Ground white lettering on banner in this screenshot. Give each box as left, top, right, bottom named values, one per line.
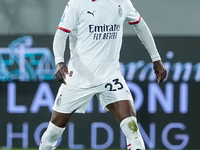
left=68, top=123, right=85, bottom=149
left=5, top=122, right=189, bottom=149
left=138, top=123, right=156, bottom=149
left=30, top=82, right=54, bottom=113
left=18, top=44, right=26, bottom=81
left=179, top=83, right=188, bottom=113
left=118, top=51, right=200, bottom=82
left=138, top=63, right=154, bottom=81
left=172, top=62, right=193, bottom=82
left=194, top=62, right=200, bottom=81
left=91, top=122, right=114, bottom=149
left=6, top=82, right=189, bottom=114
left=7, top=82, right=27, bottom=113
left=7, top=82, right=54, bottom=114
left=148, top=83, right=188, bottom=114
left=148, top=83, right=174, bottom=113
left=126, top=61, right=145, bottom=81
left=162, top=123, right=189, bottom=150
left=7, top=123, right=28, bottom=148
left=0, top=36, right=56, bottom=82
left=1, top=44, right=200, bottom=82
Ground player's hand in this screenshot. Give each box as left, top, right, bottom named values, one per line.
left=55, top=62, right=72, bottom=85
left=153, top=60, right=167, bottom=84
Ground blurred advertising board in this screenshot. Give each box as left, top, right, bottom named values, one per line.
left=0, top=36, right=199, bottom=149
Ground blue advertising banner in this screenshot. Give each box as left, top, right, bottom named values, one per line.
left=0, top=36, right=199, bottom=149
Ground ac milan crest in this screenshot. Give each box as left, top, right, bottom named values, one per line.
left=56, top=95, right=62, bottom=106
left=118, top=5, right=123, bottom=17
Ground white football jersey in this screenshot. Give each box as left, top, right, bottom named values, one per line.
left=58, top=0, right=141, bottom=88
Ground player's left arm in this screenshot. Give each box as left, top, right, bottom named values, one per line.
left=132, top=18, right=167, bottom=83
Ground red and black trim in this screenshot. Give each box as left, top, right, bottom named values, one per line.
left=92, top=0, right=96, bottom=1
left=58, top=27, right=71, bottom=33
left=129, top=16, right=141, bottom=25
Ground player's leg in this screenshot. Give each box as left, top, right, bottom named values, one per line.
left=39, top=84, right=95, bottom=150
left=106, top=100, right=136, bottom=123
left=98, top=76, right=145, bottom=150
left=106, top=100, right=145, bottom=150
left=39, top=111, right=73, bottom=150
left=51, top=110, right=73, bottom=127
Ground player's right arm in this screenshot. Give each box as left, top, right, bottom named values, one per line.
left=53, top=29, right=70, bottom=85
left=53, top=0, right=79, bottom=84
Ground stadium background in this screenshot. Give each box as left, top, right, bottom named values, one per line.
left=0, top=0, right=200, bottom=149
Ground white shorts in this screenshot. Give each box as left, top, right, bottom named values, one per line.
left=52, top=75, right=133, bottom=114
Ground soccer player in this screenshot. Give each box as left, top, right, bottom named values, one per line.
left=39, top=0, right=167, bottom=149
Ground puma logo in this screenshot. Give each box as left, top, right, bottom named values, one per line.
left=87, top=10, right=95, bottom=17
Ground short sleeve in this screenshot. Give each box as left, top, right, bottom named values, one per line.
left=58, top=0, right=79, bottom=33
left=125, top=0, right=141, bottom=25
